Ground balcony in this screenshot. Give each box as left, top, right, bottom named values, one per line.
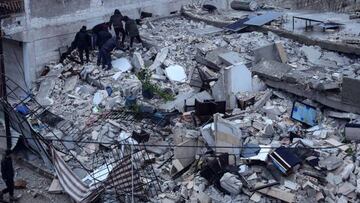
left=0, top=0, right=24, bottom=18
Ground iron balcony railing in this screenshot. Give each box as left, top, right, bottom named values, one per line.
left=0, top=0, right=24, bottom=18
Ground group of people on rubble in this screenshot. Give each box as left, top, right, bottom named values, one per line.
left=70, top=9, right=142, bottom=70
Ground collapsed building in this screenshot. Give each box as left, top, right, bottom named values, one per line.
left=1, top=0, right=360, bottom=203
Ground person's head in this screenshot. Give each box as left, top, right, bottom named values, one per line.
left=80, top=26, right=87, bottom=32
left=114, top=9, right=121, bottom=15
left=123, top=16, right=129, bottom=22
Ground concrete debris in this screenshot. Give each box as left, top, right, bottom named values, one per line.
left=17, top=5, right=360, bottom=203
left=319, top=156, right=344, bottom=171
left=132, top=52, right=145, bottom=73
left=48, top=179, right=63, bottom=194
left=254, top=42, right=288, bottom=64
left=220, top=173, right=243, bottom=195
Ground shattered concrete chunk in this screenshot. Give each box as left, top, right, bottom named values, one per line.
left=219, top=51, right=247, bottom=66
left=319, top=156, right=343, bottom=171
left=64, top=76, right=78, bottom=92
left=252, top=60, right=292, bottom=82
left=36, top=78, right=55, bottom=106
left=220, top=173, right=243, bottom=195
left=337, top=182, right=356, bottom=196
left=132, top=52, right=145, bottom=73
left=254, top=42, right=288, bottom=64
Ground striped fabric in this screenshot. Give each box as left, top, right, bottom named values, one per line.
left=52, top=148, right=91, bottom=203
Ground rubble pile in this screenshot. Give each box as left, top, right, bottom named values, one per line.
left=23, top=6, right=360, bottom=203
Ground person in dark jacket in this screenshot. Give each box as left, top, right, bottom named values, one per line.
left=98, top=37, right=117, bottom=70
left=123, top=16, right=143, bottom=48
left=94, top=25, right=112, bottom=66
left=74, top=26, right=91, bottom=64
left=0, top=150, right=15, bottom=201
left=109, top=9, right=126, bottom=43
left=92, top=23, right=110, bottom=49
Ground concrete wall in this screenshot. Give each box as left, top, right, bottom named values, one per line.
left=2, top=0, right=192, bottom=88
left=3, top=39, right=29, bottom=96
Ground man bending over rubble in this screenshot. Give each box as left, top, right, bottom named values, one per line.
left=0, top=150, right=16, bottom=202
left=123, top=16, right=143, bottom=48
left=98, top=37, right=117, bottom=70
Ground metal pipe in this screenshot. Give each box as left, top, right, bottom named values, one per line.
left=0, top=18, right=12, bottom=150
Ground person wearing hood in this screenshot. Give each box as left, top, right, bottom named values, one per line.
left=74, top=26, right=91, bottom=64
left=123, top=16, right=143, bottom=48
left=109, top=9, right=126, bottom=44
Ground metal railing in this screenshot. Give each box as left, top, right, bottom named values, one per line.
left=0, top=0, right=24, bottom=18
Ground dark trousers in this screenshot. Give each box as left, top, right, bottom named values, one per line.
left=2, top=179, right=14, bottom=197
left=130, top=35, right=143, bottom=48
left=114, top=28, right=126, bottom=43
left=99, top=49, right=112, bottom=69
left=78, top=48, right=89, bottom=64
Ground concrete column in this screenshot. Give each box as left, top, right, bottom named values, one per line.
left=23, top=41, right=36, bottom=89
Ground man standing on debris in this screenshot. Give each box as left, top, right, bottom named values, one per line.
left=98, top=37, right=117, bottom=70
left=109, top=9, right=126, bottom=44
left=123, top=16, right=143, bottom=48
left=74, top=26, right=91, bottom=64
left=0, top=150, right=15, bottom=202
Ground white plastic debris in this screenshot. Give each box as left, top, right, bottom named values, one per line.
left=112, top=58, right=132, bottom=72
left=165, top=64, right=187, bottom=82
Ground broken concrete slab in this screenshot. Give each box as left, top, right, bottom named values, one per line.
left=220, top=173, right=243, bottom=195
left=132, top=52, right=145, bottom=73
left=252, top=60, right=292, bottom=82
left=212, top=64, right=253, bottom=110
left=254, top=42, right=288, bottom=64
left=165, top=64, right=187, bottom=82
left=337, top=182, right=356, bottom=196
left=219, top=51, right=247, bottom=66
left=319, top=156, right=343, bottom=171
left=112, top=58, right=132, bottom=72
left=300, top=45, right=322, bottom=64
left=149, top=47, right=169, bottom=71
left=48, top=179, right=63, bottom=194
left=36, top=78, right=55, bottom=106
left=64, top=75, right=79, bottom=92
left=214, top=114, right=242, bottom=156
left=342, top=77, right=360, bottom=108
left=205, top=48, right=230, bottom=68
left=257, top=186, right=295, bottom=203
left=174, top=137, right=198, bottom=169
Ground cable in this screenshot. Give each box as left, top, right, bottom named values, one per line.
left=0, top=134, right=350, bottom=150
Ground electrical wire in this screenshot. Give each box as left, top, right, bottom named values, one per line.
left=0, top=134, right=350, bottom=150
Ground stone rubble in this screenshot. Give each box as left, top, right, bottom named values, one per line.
left=22, top=4, right=360, bottom=203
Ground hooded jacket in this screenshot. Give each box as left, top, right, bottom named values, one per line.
left=74, top=27, right=91, bottom=49
left=109, top=10, right=124, bottom=30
